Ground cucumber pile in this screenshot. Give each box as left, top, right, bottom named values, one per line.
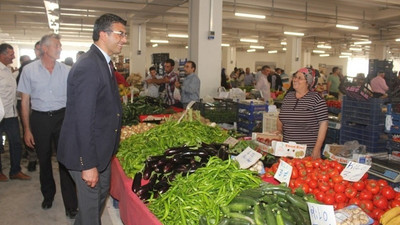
left=219, top=182, right=319, bottom=225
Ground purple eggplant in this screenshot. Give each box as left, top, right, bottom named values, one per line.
left=131, top=172, right=142, bottom=193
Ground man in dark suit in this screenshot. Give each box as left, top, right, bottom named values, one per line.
left=57, top=13, right=127, bottom=225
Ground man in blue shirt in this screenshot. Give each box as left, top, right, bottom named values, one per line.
left=175, top=61, right=200, bottom=108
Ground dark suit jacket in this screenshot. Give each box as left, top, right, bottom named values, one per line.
left=58, top=44, right=122, bottom=172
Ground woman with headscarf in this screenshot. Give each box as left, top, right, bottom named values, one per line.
left=276, top=67, right=328, bottom=159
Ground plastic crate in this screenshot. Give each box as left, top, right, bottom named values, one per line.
left=327, top=107, right=341, bottom=115
left=262, top=112, right=278, bottom=133
left=237, top=120, right=263, bottom=136
left=326, top=128, right=340, bottom=144
left=193, top=101, right=238, bottom=123
left=344, top=84, right=373, bottom=101
left=341, top=96, right=386, bottom=126
left=238, top=101, right=268, bottom=121
left=340, top=123, right=388, bottom=153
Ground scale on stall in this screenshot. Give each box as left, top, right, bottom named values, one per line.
left=368, top=157, right=400, bottom=183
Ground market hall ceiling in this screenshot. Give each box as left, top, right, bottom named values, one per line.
left=1, top=0, right=400, bottom=57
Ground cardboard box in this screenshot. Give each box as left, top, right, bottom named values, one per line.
left=323, top=144, right=372, bottom=165
left=252, top=133, right=307, bottom=158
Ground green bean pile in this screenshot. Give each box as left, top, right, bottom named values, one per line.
left=148, top=157, right=262, bottom=225
left=117, top=120, right=229, bottom=178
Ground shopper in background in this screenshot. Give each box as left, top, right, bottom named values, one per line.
left=327, top=66, right=341, bottom=98
left=64, top=57, right=74, bottom=67
left=277, top=67, right=328, bottom=159
left=146, top=59, right=180, bottom=106
left=230, top=67, right=239, bottom=88
left=175, top=60, right=200, bottom=108
left=220, top=68, right=229, bottom=89
left=237, top=69, right=245, bottom=87
left=0, top=43, right=31, bottom=182
left=34, top=41, right=41, bottom=60
left=144, top=66, right=162, bottom=98
left=18, top=34, right=78, bottom=217
left=75, top=50, right=85, bottom=62
left=0, top=97, right=4, bottom=122
left=57, top=13, right=126, bottom=225
left=255, top=65, right=271, bottom=101
left=370, top=71, right=389, bottom=97
left=268, top=69, right=283, bottom=91
left=244, top=67, right=255, bottom=86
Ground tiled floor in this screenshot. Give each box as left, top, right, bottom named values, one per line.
left=0, top=140, right=124, bottom=225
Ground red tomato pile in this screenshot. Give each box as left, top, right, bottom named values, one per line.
left=262, top=157, right=400, bottom=221
left=326, top=100, right=342, bottom=109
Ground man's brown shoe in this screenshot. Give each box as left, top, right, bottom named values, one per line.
left=0, top=173, right=8, bottom=182
left=10, top=172, right=31, bottom=180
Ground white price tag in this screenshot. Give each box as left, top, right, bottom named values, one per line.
left=340, top=161, right=371, bottom=182
left=307, top=202, right=336, bottom=225
left=273, top=159, right=292, bottom=186
left=223, top=137, right=239, bottom=148
left=235, top=147, right=262, bottom=169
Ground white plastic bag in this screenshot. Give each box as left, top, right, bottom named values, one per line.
left=173, top=88, right=181, bottom=101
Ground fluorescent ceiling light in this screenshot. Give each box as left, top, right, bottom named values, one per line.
left=284, top=31, right=304, bottom=36
left=281, top=41, right=287, bottom=45
left=320, top=54, right=330, bottom=57
left=247, top=49, right=256, bottom=52
left=396, top=38, right=400, bottom=42
left=221, top=43, right=230, bottom=47
left=313, top=50, right=325, bottom=54
left=185, top=46, right=188, bottom=49
left=341, top=52, right=352, bottom=56
left=336, top=24, right=359, bottom=30
left=240, top=38, right=258, bottom=43
left=282, top=48, right=287, bottom=51
left=268, top=50, right=278, bottom=54
left=152, top=44, right=158, bottom=47
left=44, top=0, right=59, bottom=11
left=349, top=47, right=362, bottom=51
left=168, top=34, right=188, bottom=38
left=250, top=45, right=264, bottom=49
left=339, top=55, right=350, bottom=58
left=150, top=40, right=169, bottom=43
left=234, top=12, right=266, bottom=19
left=354, top=41, right=371, bottom=45
left=317, top=45, right=331, bottom=49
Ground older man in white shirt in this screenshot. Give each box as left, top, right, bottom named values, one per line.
left=0, top=43, right=31, bottom=182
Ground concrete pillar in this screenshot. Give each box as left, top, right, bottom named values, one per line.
left=129, top=23, right=147, bottom=77
left=222, top=46, right=236, bottom=75
left=285, top=36, right=302, bottom=74
left=189, top=0, right=222, bottom=98
left=374, top=42, right=388, bottom=60
left=303, top=50, right=311, bottom=68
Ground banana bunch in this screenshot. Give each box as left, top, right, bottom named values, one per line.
left=118, top=84, right=130, bottom=97
left=381, top=206, right=400, bottom=225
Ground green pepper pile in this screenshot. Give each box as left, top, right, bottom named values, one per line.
left=117, top=120, right=229, bottom=178
left=148, top=157, right=262, bottom=225
left=122, top=96, right=174, bottom=126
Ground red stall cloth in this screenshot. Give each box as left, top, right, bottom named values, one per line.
left=110, top=157, right=162, bottom=225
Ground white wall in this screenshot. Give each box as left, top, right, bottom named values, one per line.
left=235, top=51, right=286, bottom=72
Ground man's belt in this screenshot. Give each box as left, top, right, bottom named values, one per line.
left=32, top=108, right=65, bottom=116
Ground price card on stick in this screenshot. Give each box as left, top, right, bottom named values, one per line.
left=340, top=161, right=371, bottom=182
left=235, top=147, right=262, bottom=169
left=273, top=159, right=292, bottom=186
left=223, top=137, right=239, bottom=148
left=307, top=202, right=336, bottom=225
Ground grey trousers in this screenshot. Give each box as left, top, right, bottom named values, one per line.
left=69, top=163, right=111, bottom=225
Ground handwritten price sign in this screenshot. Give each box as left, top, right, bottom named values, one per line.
left=235, top=147, right=262, bottom=169
left=340, top=161, right=371, bottom=182
left=307, top=202, right=336, bottom=225
left=274, top=159, right=292, bottom=186
left=223, top=137, right=239, bottom=148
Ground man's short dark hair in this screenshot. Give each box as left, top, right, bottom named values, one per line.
left=332, top=67, right=339, bottom=73
left=165, top=58, right=175, bottom=67
left=0, top=43, right=13, bottom=55
left=261, top=65, right=270, bottom=71
left=93, top=13, right=127, bottom=42
left=187, top=60, right=196, bottom=72
left=149, top=66, right=156, bottom=71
